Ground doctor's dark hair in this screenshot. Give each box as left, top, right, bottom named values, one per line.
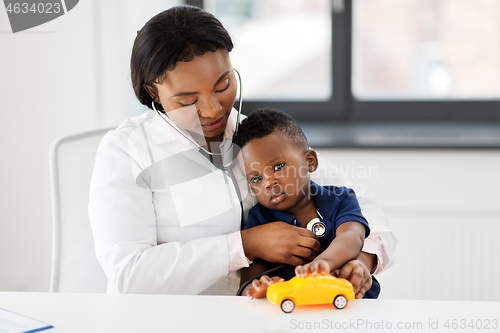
left=234, top=108, right=309, bottom=151
left=131, top=5, right=233, bottom=111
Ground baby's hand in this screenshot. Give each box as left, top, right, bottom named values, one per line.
left=245, top=275, right=284, bottom=300
left=295, top=259, right=331, bottom=278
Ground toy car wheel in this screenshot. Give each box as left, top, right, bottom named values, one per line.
left=333, top=295, right=348, bottom=309
left=280, top=299, right=295, bottom=313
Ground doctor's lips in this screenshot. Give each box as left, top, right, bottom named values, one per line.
left=201, top=116, right=225, bottom=131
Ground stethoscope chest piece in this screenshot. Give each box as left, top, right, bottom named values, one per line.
left=306, top=218, right=326, bottom=238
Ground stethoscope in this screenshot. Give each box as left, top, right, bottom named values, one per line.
left=151, top=69, right=326, bottom=294
left=152, top=68, right=245, bottom=230
left=153, top=69, right=327, bottom=237
left=294, top=210, right=327, bottom=238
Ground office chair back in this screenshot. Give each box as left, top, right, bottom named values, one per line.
left=49, top=128, right=113, bottom=293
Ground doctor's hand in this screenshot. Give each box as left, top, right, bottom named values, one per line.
left=241, top=222, right=321, bottom=266
left=334, top=257, right=372, bottom=299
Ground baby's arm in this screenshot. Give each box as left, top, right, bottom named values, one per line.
left=295, top=221, right=365, bottom=277
left=240, top=263, right=284, bottom=299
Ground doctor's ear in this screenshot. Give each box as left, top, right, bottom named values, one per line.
left=305, top=149, right=318, bottom=173
left=144, top=84, right=160, bottom=103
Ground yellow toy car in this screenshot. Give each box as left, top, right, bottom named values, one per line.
left=266, top=273, right=355, bottom=313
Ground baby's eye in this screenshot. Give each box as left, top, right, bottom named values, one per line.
left=251, top=175, right=262, bottom=184
left=274, top=163, right=285, bottom=171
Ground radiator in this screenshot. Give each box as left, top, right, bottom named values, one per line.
left=377, top=208, right=500, bottom=301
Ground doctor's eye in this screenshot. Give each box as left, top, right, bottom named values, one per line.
left=251, top=175, right=262, bottom=184
left=179, top=100, right=198, bottom=107
left=274, top=163, right=285, bottom=171
left=216, top=79, right=230, bottom=93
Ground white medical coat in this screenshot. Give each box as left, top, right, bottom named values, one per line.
left=89, top=108, right=397, bottom=294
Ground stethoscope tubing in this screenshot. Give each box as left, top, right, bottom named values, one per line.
left=236, top=264, right=286, bottom=296
left=152, top=67, right=245, bottom=228
left=150, top=69, right=304, bottom=296
left=153, top=68, right=243, bottom=159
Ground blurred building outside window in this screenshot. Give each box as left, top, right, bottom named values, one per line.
left=352, top=0, right=500, bottom=100
left=204, top=0, right=332, bottom=101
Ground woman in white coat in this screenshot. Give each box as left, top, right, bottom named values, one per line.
left=89, top=5, right=397, bottom=297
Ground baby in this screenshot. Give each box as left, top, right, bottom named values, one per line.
left=234, top=108, right=380, bottom=299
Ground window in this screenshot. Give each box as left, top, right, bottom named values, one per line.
left=204, top=0, right=332, bottom=101
left=190, top=0, right=500, bottom=125
left=192, top=0, right=342, bottom=119
left=352, top=0, right=500, bottom=100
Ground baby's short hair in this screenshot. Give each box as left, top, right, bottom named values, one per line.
left=234, top=108, right=309, bottom=151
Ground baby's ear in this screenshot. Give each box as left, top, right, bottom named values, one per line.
left=305, top=149, right=318, bottom=172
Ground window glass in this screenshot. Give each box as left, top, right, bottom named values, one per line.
left=204, top=0, right=332, bottom=100
left=352, top=0, right=500, bottom=99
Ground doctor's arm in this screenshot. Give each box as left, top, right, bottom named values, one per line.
left=89, top=130, right=238, bottom=295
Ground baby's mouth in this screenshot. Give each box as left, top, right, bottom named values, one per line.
left=270, top=192, right=285, bottom=204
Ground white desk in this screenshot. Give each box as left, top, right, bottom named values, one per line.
left=0, top=292, right=499, bottom=332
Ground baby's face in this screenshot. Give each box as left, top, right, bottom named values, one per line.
left=241, top=133, right=316, bottom=212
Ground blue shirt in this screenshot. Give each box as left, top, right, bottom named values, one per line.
left=245, top=181, right=370, bottom=254
left=244, top=181, right=381, bottom=298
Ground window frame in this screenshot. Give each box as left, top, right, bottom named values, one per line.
left=189, top=0, right=500, bottom=124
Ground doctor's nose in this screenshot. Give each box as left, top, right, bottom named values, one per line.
left=198, top=96, right=222, bottom=119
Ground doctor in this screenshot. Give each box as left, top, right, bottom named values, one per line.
left=89, top=5, right=397, bottom=297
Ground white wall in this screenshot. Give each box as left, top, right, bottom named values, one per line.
left=0, top=0, right=180, bottom=292
left=316, top=148, right=500, bottom=301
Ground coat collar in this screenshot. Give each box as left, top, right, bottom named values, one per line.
left=149, top=108, right=240, bottom=151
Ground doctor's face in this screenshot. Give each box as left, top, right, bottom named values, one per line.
left=151, top=50, right=237, bottom=142
left=241, top=133, right=318, bottom=214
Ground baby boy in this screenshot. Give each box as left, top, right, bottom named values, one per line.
left=234, top=108, right=380, bottom=299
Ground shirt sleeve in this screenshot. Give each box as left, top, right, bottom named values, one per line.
left=333, top=187, right=370, bottom=237
left=89, top=129, right=235, bottom=294
left=240, top=206, right=277, bottom=271
left=310, top=151, right=398, bottom=274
